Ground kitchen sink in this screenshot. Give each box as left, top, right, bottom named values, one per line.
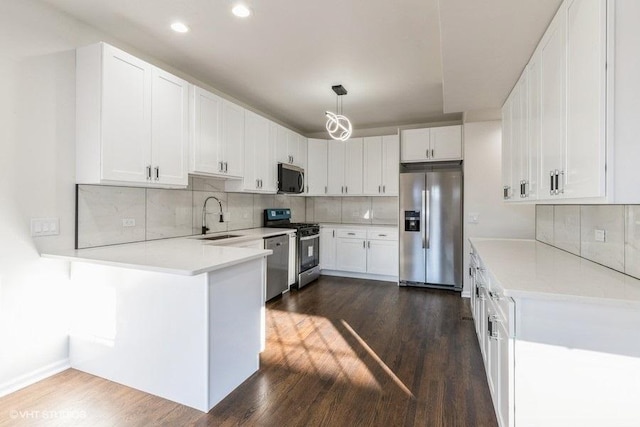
left=199, top=234, right=241, bottom=241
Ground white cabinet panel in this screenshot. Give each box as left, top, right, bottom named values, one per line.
left=565, top=0, right=606, bottom=199
left=382, top=135, right=399, bottom=196
left=191, top=87, right=223, bottom=175
left=151, top=68, right=189, bottom=186
left=221, top=100, right=245, bottom=178
left=501, top=95, right=514, bottom=200
left=336, top=237, right=367, bottom=273
left=241, top=111, right=270, bottom=192
left=367, top=239, right=398, bottom=276
left=539, top=5, right=567, bottom=198
left=363, top=136, right=383, bottom=195
left=307, top=139, right=328, bottom=195
left=400, top=128, right=430, bottom=162
left=327, top=140, right=345, bottom=195
left=101, top=44, right=152, bottom=184
left=430, top=125, right=462, bottom=161
left=344, top=138, right=363, bottom=195
left=320, top=228, right=336, bottom=270
left=527, top=53, right=541, bottom=201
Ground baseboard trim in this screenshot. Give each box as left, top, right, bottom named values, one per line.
left=321, top=270, right=398, bottom=283
left=0, top=359, right=70, bottom=398
left=461, top=291, right=471, bottom=298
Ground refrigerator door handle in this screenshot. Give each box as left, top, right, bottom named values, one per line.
left=425, top=190, right=430, bottom=249
left=421, top=190, right=427, bottom=249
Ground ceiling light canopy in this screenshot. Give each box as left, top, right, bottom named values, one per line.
left=170, top=22, right=190, bottom=33
left=232, top=4, right=251, bottom=18
left=325, top=85, right=352, bottom=141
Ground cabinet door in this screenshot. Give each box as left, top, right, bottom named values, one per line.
left=497, top=321, right=514, bottom=427
left=344, top=138, right=363, bottom=195
left=286, top=131, right=299, bottom=166
left=367, top=240, right=398, bottom=276
left=327, top=140, right=345, bottom=195
left=430, top=125, right=462, bottom=160
left=363, top=136, right=383, bottom=195
left=565, top=0, right=606, bottom=198
left=243, top=111, right=269, bottom=191
left=400, top=128, right=430, bottom=162
left=381, top=135, right=400, bottom=195
left=298, top=135, right=308, bottom=172
left=151, top=68, right=189, bottom=186
left=539, top=5, right=567, bottom=198
left=307, top=139, right=328, bottom=195
left=527, top=53, right=541, bottom=200
left=221, top=100, right=245, bottom=178
left=510, top=77, right=525, bottom=199
left=320, top=228, right=336, bottom=270
left=101, top=44, right=152, bottom=183
left=275, top=125, right=289, bottom=164
left=501, top=96, right=513, bottom=200
left=263, top=122, right=278, bottom=193
left=336, top=238, right=367, bottom=273
left=191, top=87, right=223, bottom=175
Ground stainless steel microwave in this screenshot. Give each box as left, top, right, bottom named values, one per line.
left=278, top=163, right=304, bottom=194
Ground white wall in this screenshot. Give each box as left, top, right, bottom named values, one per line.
left=462, top=121, right=535, bottom=296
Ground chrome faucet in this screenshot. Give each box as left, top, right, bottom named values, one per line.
left=202, top=196, right=224, bottom=234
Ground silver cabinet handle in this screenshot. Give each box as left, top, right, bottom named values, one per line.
left=146, top=165, right=152, bottom=180
left=503, top=186, right=510, bottom=200
left=426, top=149, right=429, bottom=159
left=332, top=230, right=335, bottom=238
left=378, top=185, right=381, bottom=193
left=382, top=185, right=386, bottom=193
left=219, top=161, right=223, bottom=172
left=367, top=241, right=371, bottom=249
left=550, top=170, right=555, bottom=195
left=324, top=186, right=327, bottom=194
left=425, top=190, right=430, bottom=248
left=341, top=186, right=344, bottom=194
left=431, top=148, right=434, bottom=158
left=362, top=241, right=366, bottom=249
left=256, top=179, right=260, bottom=188
left=224, top=162, right=228, bottom=173
left=421, top=190, right=426, bottom=249
left=345, top=186, right=348, bottom=194
left=306, top=185, right=309, bottom=193
left=378, top=234, right=387, bottom=237
left=154, top=166, right=159, bottom=181
left=347, top=232, right=356, bottom=235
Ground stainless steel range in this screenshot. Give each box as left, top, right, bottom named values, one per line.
left=264, top=209, right=320, bottom=288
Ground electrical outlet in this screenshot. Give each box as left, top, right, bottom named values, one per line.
left=122, top=218, right=136, bottom=227
left=594, top=229, right=606, bottom=242
left=468, top=213, right=480, bottom=224
left=31, top=218, right=60, bottom=237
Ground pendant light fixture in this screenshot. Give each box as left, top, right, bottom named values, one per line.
left=325, top=85, right=352, bottom=141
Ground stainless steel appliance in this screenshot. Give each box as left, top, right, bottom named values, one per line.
left=264, top=209, right=320, bottom=288
left=399, top=164, right=463, bottom=290
left=277, top=164, right=304, bottom=194
left=264, top=234, right=289, bottom=301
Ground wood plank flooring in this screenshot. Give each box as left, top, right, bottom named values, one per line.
left=0, top=276, right=497, bottom=426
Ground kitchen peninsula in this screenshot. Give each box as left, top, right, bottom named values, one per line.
left=42, top=236, right=273, bottom=412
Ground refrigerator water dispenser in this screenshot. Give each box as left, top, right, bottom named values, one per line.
left=404, top=211, right=420, bottom=232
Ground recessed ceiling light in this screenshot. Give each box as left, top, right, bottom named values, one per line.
left=171, top=22, right=190, bottom=33
left=232, top=4, right=251, bottom=18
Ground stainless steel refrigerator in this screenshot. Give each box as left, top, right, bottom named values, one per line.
left=399, top=165, right=463, bottom=290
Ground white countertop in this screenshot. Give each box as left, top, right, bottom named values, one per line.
left=42, top=228, right=295, bottom=276
left=470, top=238, right=640, bottom=306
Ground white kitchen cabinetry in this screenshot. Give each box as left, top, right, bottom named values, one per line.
left=320, top=226, right=398, bottom=280
left=320, top=228, right=337, bottom=270
left=226, top=111, right=275, bottom=193
left=276, top=125, right=305, bottom=168
left=501, top=96, right=513, bottom=200
left=400, top=126, right=462, bottom=163
left=190, top=87, right=244, bottom=179
left=326, top=138, right=363, bottom=195
left=335, top=229, right=367, bottom=273
left=76, top=42, right=189, bottom=187
left=307, top=139, right=328, bottom=195
left=502, top=0, right=607, bottom=202
left=363, top=135, right=399, bottom=196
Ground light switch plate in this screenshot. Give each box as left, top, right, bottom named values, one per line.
left=122, top=218, right=136, bottom=227
left=594, top=229, right=606, bottom=242
left=31, top=218, right=60, bottom=237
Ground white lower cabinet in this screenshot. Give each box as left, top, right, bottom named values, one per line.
left=320, top=226, right=398, bottom=279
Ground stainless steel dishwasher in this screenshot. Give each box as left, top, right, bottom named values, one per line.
left=264, top=234, right=289, bottom=301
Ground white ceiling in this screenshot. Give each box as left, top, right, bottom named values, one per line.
left=41, top=0, right=561, bottom=134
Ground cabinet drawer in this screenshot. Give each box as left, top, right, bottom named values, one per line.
left=366, top=229, right=398, bottom=241
left=336, top=229, right=366, bottom=239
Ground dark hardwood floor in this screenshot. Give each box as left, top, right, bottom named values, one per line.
left=0, top=276, right=497, bottom=426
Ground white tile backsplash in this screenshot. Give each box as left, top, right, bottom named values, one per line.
left=77, top=185, right=146, bottom=248
left=553, top=205, right=580, bottom=255
left=580, top=205, right=625, bottom=271
left=625, top=206, right=640, bottom=279
left=341, top=197, right=372, bottom=224
left=227, top=193, right=254, bottom=231
left=371, top=197, right=398, bottom=225
left=146, top=189, right=193, bottom=240
left=313, top=197, right=343, bottom=223
left=536, top=205, right=554, bottom=245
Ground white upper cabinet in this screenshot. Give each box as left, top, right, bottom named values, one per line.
left=306, top=139, right=328, bottom=195
left=363, top=135, right=399, bottom=196
left=228, top=110, right=273, bottom=193
left=76, top=42, right=188, bottom=187
left=276, top=125, right=305, bottom=168
left=327, top=140, right=346, bottom=195
left=501, top=95, right=514, bottom=200
left=527, top=52, right=541, bottom=201
left=190, top=87, right=244, bottom=179
left=400, top=126, right=462, bottom=162
left=564, top=0, right=606, bottom=199
left=344, top=138, right=364, bottom=195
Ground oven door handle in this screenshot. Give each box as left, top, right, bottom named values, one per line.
left=299, top=234, right=320, bottom=241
